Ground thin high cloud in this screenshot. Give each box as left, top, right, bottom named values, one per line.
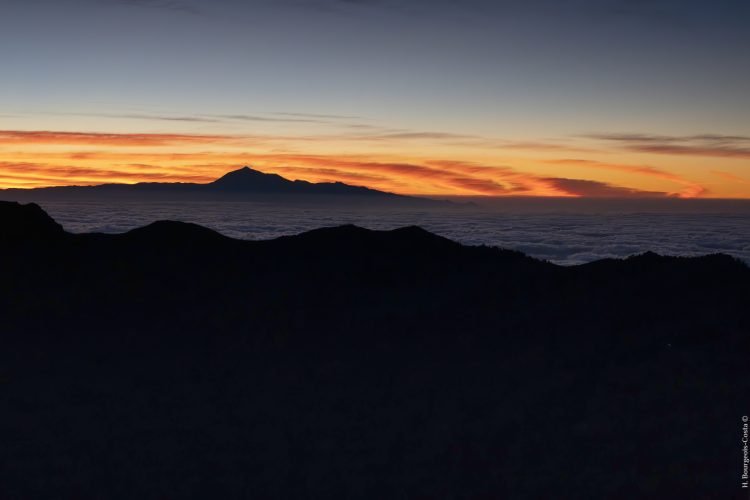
left=272, top=112, right=363, bottom=120
left=113, top=0, right=201, bottom=15
left=585, top=133, right=750, bottom=159
left=113, top=114, right=219, bottom=123
left=375, top=132, right=476, bottom=140
left=0, top=130, right=236, bottom=147
left=497, top=141, right=601, bottom=154
left=70, top=112, right=221, bottom=123
left=212, top=114, right=328, bottom=124
left=35, top=111, right=334, bottom=125
left=354, top=133, right=600, bottom=152
left=32, top=108, right=370, bottom=130
left=14, top=118, right=598, bottom=153
left=1, top=126, right=597, bottom=154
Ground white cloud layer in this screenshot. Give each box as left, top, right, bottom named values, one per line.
left=40, top=201, right=750, bottom=265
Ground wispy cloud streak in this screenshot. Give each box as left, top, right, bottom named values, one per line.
left=586, top=133, right=750, bottom=159
left=542, top=178, right=667, bottom=198
left=0, top=130, right=235, bottom=147
left=0, top=129, right=732, bottom=197
left=113, top=0, right=201, bottom=15
left=546, top=158, right=707, bottom=197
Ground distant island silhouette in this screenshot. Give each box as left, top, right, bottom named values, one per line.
left=1, top=201, right=748, bottom=498
left=0, top=166, right=448, bottom=205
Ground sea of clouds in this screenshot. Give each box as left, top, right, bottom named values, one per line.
left=39, top=200, right=750, bottom=265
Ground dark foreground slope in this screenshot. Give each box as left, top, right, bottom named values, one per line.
left=1, top=201, right=748, bottom=499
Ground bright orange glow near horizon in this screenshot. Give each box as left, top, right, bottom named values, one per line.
left=1, top=128, right=749, bottom=198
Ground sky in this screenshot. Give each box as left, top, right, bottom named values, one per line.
left=1, top=0, right=749, bottom=197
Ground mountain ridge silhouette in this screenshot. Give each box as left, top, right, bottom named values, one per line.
left=5, top=199, right=742, bottom=268
left=0, top=166, right=446, bottom=204
left=1, top=201, right=748, bottom=499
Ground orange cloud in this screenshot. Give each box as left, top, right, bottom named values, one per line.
left=0, top=161, right=215, bottom=186
left=0, top=129, right=743, bottom=197
left=0, top=151, right=692, bottom=197
left=545, top=158, right=707, bottom=198
left=256, top=155, right=573, bottom=195
left=542, top=178, right=667, bottom=198
left=712, top=170, right=750, bottom=185
left=586, top=133, right=750, bottom=159
left=262, top=156, right=514, bottom=194
left=0, top=130, right=235, bottom=147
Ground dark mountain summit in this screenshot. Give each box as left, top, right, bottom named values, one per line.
left=1, top=202, right=748, bottom=499
left=210, top=165, right=295, bottom=191
left=0, top=166, right=437, bottom=204
left=209, top=166, right=398, bottom=197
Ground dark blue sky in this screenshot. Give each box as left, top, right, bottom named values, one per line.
left=3, top=0, right=748, bottom=132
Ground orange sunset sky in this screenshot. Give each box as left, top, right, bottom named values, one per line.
left=2, top=0, right=749, bottom=198
left=1, top=125, right=749, bottom=198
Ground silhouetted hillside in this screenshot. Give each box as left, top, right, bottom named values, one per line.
left=1, top=202, right=748, bottom=499
left=0, top=201, right=65, bottom=242
left=0, top=166, right=444, bottom=205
